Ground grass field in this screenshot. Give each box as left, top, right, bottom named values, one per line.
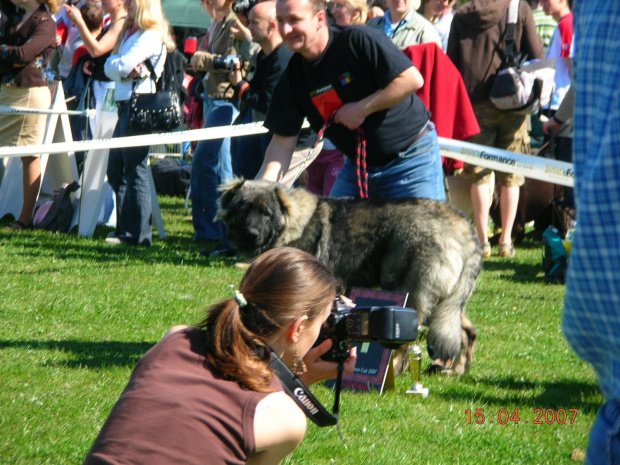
left=0, top=196, right=600, bottom=464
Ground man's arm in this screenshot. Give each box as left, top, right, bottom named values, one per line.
left=256, top=133, right=299, bottom=182
left=333, top=66, right=424, bottom=130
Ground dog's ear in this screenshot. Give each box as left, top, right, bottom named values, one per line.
left=274, top=185, right=295, bottom=217
left=215, top=178, right=245, bottom=221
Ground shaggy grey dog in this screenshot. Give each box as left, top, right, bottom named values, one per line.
left=217, top=179, right=482, bottom=375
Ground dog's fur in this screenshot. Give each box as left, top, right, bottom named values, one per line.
left=217, top=179, right=483, bottom=375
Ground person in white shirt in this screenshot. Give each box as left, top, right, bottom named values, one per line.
left=103, top=0, right=174, bottom=246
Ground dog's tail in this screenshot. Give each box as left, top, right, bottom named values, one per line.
left=427, top=237, right=482, bottom=364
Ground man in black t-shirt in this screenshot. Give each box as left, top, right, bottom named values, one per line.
left=259, top=0, right=445, bottom=200
left=229, top=1, right=293, bottom=179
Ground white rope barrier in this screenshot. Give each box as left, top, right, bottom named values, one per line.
left=0, top=122, right=269, bottom=158
left=0, top=105, right=95, bottom=118
left=438, top=137, right=574, bottom=187
left=0, top=121, right=574, bottom=187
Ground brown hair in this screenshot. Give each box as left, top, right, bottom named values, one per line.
left=199, top=247, right=338, bottom=392
left=278, top=0, right=325, bottom=14
left=80, top=2, right=104, bottom=33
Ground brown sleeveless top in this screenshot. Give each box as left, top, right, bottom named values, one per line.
left=83, top=327, right=280, bottom=465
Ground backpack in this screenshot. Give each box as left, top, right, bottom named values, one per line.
left=33, top=181, right=80, bottom=232
left=489, top=0, right=555, bottom=115
left=542, top=225, right=566, bottom=284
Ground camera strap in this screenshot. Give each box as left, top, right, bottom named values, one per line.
left=269, top=350, right=338, bottom=427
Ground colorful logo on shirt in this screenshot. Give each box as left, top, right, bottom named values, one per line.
left=339, top=72, right=352, bottom=86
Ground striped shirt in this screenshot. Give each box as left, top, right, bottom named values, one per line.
left=532, top=8, right=556, bottom=52
left=562, top=0, right=620, bottom=401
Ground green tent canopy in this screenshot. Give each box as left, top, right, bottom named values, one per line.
left=163, top=0, right=212, bottom=29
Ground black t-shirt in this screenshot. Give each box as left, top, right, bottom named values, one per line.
left=243, top=44, right=293, bottom=117
left=265, top=26, right=430, bottom=166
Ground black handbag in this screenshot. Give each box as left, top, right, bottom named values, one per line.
left=129, top=50, right=183, bottom=131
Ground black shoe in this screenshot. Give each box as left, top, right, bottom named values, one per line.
left=200, top=240, right=236, bottom=257
left=208, top=247, right=237, bottom=258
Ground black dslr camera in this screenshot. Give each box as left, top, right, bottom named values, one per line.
left=213, top=55, right=241, bottom=71
left=232, top=0, right=257, bottom=15
left=316, top=297, right=419, bottom=363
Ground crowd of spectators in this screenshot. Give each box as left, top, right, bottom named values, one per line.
left=1, top=0, right=570, bottom=257
left=4, top=0, right=620, bottom=463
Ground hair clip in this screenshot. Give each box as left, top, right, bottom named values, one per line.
left=229, top=284, right=247, bottom=307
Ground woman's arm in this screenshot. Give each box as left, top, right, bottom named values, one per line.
left=248, top=392, right=307, bottom=465
left=104, top=29, right=162, bottom=81
left=0, top=16, right=55, bottom=64
left=65, top=4, right=125, bottom=58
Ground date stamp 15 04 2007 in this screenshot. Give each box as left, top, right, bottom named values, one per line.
left=465, top=408, right=578, bottom=425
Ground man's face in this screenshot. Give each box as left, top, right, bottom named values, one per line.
left=386, top=0, right=411, bottom=18
left=248, top=7, right=271, bottom=43
left=276, top=0, right=324, bottom=58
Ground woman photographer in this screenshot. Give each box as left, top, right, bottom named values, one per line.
left=83, top=247, right=357, bottom=465
left=103, top=0, right=173, bottom=246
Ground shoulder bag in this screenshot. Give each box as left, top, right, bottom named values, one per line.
left=489, top=0, right=555, bottom=115
left=129, top=46, right=183, bottom=131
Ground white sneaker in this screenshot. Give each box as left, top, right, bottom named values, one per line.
left=105, top=236, right=123, bottom=245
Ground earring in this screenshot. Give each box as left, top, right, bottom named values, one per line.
left=292, top=346, right=307, bottom=376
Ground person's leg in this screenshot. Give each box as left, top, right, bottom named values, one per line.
left=191, top=98, right=238, bottom=242
left=470, top=181, right=491, bottom=246
left=466, top=102, right=501, bottom=255
left=496, top=110, right=529, bottom=256
left=17, top=156, right=41, bottom=226
left=12, top=86, right=51, bottom=227
left=322, top=150, right=345, bottom=197
left=107, top=111, right=127, bottom=237
left=114, top=104, right=152, bottom=245
left=234, top=113, right=266, bottom=179
left=585, top=399, right=620, bottom=465
left=498, top=184, right=519, bottom=249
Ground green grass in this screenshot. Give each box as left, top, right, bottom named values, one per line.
left=0, top=196, right=599, bottom=464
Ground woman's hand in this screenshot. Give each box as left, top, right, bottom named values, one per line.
left=64, top=4, right=84, bottom=28
left=82, top=59, right=95, bottom=76
left=127, top=63, right=144, bottom=79
left=230, top=18, right=251, bottom=43
left=299, top=339, right=358, bottom=385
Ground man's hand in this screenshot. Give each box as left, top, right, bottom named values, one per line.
left=334, top=101, right=367, bottom=130
left=230, top=18, right=252, bottom=43
left=542, top=116, right=562, bottom=135
left=299, top=339, right=358, bottom=386
left=228, top=62, right=243, bottom=86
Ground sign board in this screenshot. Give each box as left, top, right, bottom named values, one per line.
left=325, top=288, right=408, bottom=395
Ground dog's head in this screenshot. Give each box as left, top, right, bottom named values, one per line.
left=216, top=179, right=295, bottom=257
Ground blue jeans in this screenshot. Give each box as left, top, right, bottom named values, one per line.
left=329, top=123, right=445, bottom=201
left=191, top=97, right=239, bottom=241
left=586, top=399, right=620, bottom=465
left=107, top=102, right=152, bottom=246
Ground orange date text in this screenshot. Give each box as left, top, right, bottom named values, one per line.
left=465, top=408, right=578, bottom=425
